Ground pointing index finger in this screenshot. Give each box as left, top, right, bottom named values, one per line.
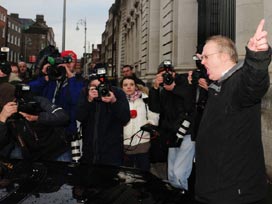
left=254, top=19, right=265, bottom=40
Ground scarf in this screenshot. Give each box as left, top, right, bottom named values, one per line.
left=127, top=90, right=142, bottom=102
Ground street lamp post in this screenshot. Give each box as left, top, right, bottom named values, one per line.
left=62, top=0, right=66, bottom=52
left=76, top=18, right=87, bottom=77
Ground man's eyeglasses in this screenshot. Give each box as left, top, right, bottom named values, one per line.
left=193, top=52, right=220, bottom=61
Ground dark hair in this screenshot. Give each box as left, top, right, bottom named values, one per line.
left=120, top=76, right=136, bottom=87
left=122, top=65, right=133, bottom=70
left=10, top=62, right=18, bottom=67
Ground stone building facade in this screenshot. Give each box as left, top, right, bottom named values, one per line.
left=101, top=0, right=272, bottom=179
left=7, top=14, right=22, bottom=63
left=0, top=6, right=7, bottom=47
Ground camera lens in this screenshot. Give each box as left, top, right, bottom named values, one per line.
left=163, top=72, right=174, bottom=85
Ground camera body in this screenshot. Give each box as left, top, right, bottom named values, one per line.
left=88, top=66, right=110, bottom=99
left=95, top=67, right=110, bottom=98
left=159, top=60, right=174, bottom=86
left=46, top=56, right=73, bottom=80
left=0, top=47, right=11, bottom=75
left=15, top=84, right=42, bottom=115
left=191, top=68, right=208, bottom=85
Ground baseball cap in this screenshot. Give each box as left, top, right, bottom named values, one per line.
left=61, top=50, right=77, bottom=62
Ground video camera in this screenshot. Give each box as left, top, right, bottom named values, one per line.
left=15, top=84, right=42, bottom=115
left=0, top=47, right=11, bottom=75
left=88, top=65, right=110, bottom=99
left=159, top=60, right=174, bottom=85
left=46, top=56, right=73, bottom=80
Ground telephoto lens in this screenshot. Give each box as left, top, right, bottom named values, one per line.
left=71, top=133, right=82, bottom=162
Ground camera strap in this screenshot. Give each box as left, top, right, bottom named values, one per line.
left=52, top=78, right=67, bottom=103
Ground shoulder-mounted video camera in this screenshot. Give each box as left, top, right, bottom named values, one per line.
left=0, top=47, right=11, bottom=75
left=88, top=65, right=110, bottom=99
left=46, top=56, right=73, bottom=80
left=15, top=84, right=42, bottom=115
left=159, top=60, right=174, bottom=86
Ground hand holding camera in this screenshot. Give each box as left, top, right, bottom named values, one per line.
left=87, top=66, right=112, bottom=102
left=0, top=102, right=17, bottom=123
left=45, top=56, right=73, bottom=80
left=101, top=91, right=116, bottom=104
left=155, top=60, right=175, bottom=89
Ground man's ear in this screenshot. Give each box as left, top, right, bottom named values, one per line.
left=221, top=52, right=230, bottom=62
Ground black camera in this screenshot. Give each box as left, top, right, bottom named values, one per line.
left=15, top=84, right=42, bottom=115
left=191, top=68, right=208, bottom=85
left=0, top=47, right=11, bottom=75
left=96, top=67, right=110, bottom=98
left=159, top=60, right=174, bottom=85
left=46, top=56, right=73, bottom=80
left=88, top=66, right=110, bottom=99
left=140, top=123, right=159, bottom=134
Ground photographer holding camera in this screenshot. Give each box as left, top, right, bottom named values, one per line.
left=148, top=60, right=195, bottom=191
left=187, top=53, right=210, bottom=141
left=0, top=51, right=70, bottom=161
left=29, top=49, right=84, bottom=161
left=76, top=65, right=130, bottom=166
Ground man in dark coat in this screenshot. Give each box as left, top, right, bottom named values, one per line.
left=76, top=71, right=130, bottom=166
left=148, top=61, right=195, bottom=190
left=29, top=49, right=84, bottom=161
left=195, top=19, right=271, bottom=204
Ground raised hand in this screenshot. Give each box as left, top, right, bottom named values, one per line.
left=247, top=19, right=269, bottom=52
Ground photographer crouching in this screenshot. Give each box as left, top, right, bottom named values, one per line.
left=76, top=64, right=130, bottom=167
left=29, top=48, right=84, bottom=162
left=0, top=51, right=70, bottom=161
left=148, top=60, right=195, bottom=192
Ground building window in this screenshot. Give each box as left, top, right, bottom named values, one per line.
left=2, top=27, right=5, bottom=38
left=10, top=50, right=13, bottom=62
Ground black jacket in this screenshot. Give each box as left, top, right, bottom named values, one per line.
left=0, top=96, right=70, bottom=161
left=195, top=48, right=271, bottom=204
left=76, top=86, right=130, bottom=166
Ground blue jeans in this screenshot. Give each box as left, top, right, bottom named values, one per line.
left=168, top=134, right=195, bottom=190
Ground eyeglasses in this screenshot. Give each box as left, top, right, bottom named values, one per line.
left=199, top=52, right=220, bottom=61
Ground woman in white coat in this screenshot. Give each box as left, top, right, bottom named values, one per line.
left=121, top=76, right=159, bottom=171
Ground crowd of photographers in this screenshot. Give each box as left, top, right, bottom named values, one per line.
left=0, top=44, right=207, bottom=193
left=0, top=45, right=207, bottom=184
left=0, top=19, right=270, bottom=204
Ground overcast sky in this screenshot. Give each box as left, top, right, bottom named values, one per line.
left=1, top=0, right=115, bottom=58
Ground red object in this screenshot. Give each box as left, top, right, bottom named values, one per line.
left=61, top=50, right=77, bottom=61
left=29, top=55, right=36, bottom=63
left=130, top=110, right=137, bottom=118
